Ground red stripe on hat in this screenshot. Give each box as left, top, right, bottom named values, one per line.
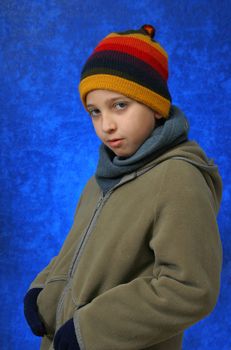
left=95, top=37, right=168, bottom=80
left=94, top=43, right=168, bottom=81
left=97, top=36, right=168, bottom=61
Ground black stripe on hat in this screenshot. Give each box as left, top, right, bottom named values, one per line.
left=81, top=51, right=171, bottom=101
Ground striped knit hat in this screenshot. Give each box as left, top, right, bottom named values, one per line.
left=79, top=24, right=172, bottom=118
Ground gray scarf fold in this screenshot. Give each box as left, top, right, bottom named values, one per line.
left=95, top=105, right=190, bottom=194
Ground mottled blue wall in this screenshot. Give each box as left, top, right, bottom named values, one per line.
left=0, top=0, right=230, bottom=349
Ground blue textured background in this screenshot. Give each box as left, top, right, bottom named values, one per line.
left=1, top=1, right=230, bottom=349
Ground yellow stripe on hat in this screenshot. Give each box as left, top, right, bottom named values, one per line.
left=79, top=74, right=171, bottom=118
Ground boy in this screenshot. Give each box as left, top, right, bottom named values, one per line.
left=24, top=24, right=223, bottom=350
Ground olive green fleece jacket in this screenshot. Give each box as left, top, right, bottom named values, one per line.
left=30, top=140, right=222, bottom=350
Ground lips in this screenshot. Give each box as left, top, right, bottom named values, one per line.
left=107, top=138, right=122, bottom=142
left=107, top=138, right=124, bottom=147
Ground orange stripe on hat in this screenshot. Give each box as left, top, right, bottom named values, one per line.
left=79, top=74, right=171, bottom=118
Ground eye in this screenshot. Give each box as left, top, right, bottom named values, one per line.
left=114, top=101, right=128, bottom=110
left=88, top=108, right=101, bottom=118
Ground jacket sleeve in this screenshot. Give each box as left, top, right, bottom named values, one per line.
left=29, top=256, right=57, bottom=290
left=74, top=160, right=223, bottom=350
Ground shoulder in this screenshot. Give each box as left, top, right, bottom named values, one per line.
left=148, top=155, right=206, bottom=188
left=73, top=176, right=100, bottom=219
left=152, top=158, right=216, bottom=214
left=160, top=157, right=205, bottom=181
left=146, top=140, right=211, bottom=187
left=80, top=175, right=100, bottom=198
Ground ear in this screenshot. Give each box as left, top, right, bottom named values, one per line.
left=153, top=112, right=163, bottom=120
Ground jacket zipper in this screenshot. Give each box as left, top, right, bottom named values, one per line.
left=55, top=192, right=107, bottom=330
left=69, top=193, right=105, bottom=278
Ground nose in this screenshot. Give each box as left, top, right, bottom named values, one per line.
left=101, top=113, right=117, bottom=133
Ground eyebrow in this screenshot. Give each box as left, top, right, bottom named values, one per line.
left=86, top=96, right=130, bottom=108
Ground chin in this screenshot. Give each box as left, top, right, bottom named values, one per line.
left=109, top=145, right=137, bottom=158
left=115, top=150, right=134, bottom=158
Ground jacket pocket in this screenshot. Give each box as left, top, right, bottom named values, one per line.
left=37, top=276, right=68, bottom=336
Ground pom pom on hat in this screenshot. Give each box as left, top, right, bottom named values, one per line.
left=79, top=24, right=172, bottom=118
left=141, top=24, right=156, bottom=38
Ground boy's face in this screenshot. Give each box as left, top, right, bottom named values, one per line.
left=86, top=90, right=162, bottom=158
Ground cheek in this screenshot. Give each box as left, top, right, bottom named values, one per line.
left=129, top=118, right=154, bottom=140
left=93, top=125, right=107, bottom=145
left=92, top=121, right=101, bottom=137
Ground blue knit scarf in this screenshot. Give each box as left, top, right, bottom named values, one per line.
left=95, top=105, right=190, bottom=194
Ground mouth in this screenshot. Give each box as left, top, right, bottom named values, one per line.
left=107, top=138, right=124, bottom=147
